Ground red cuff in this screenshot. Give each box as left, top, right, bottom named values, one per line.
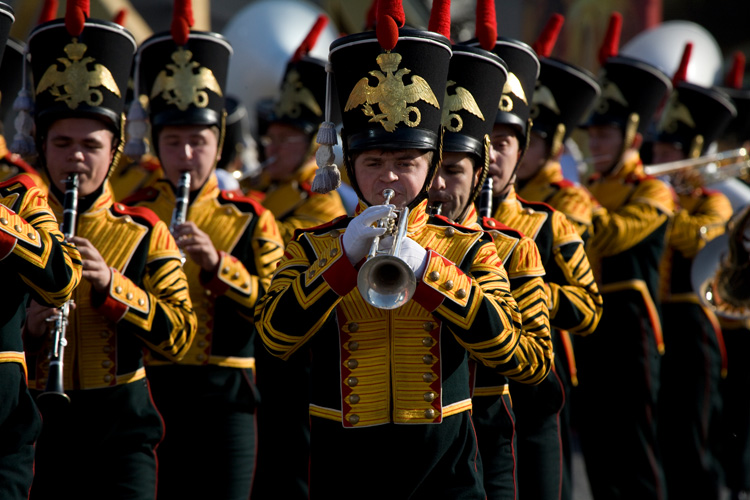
left=322, top=253, right=358, bottom=296
left=95, top=292, right=128, bottom=322
left=201, top=251, right=232, bottom=296
left=0, top=231, right=16, bottom=260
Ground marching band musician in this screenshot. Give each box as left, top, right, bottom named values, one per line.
left=0, top=5, right=83, bottom=499
left=650, top=44, right=736, bottom=500
left=122, top=2, right=284, bottom=498
left=466, top=18, right=603, bottom=500
left=21, top=4, right=196, bottom=499
left=511, top=16, right=604, bottom=500
left=254, top=1, right=552, bottom=496
left=575, top=13, right=675, bottom=500
left=244, top=15, right=347, bottom=245
left=427, top=5, right=553, bottom=495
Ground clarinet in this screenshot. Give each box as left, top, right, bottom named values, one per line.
left=478, top=177, right=494, bottom=219
left=37, top=173, right=79, bottom=407
left=170, top=171, right=191, bottom=264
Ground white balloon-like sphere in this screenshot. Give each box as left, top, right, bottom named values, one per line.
left=223, top=0, right=339, bottom=135
left=620, top=21, right=722, bottom=87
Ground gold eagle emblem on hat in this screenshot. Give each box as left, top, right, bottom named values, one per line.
left=595, top=77, right=629, bottom=115
left=345, top=52, right=440, bottom=132
left=499, top=73, right=527, bottom=112
left=36, top=39, right=121, bottom=109
left=441, top=81, right=484, bottom=132
left=276, top=69, right=322, bottom=119
left=531, top=84, right=560, bottom=117
left=151, top=47, right=223, bottom=111
left=657, top=91, right=695, bottom=133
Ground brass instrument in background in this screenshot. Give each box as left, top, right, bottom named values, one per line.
left=170, top=171, right=191, bottom=265
left=644, top=148, right=750, bottom=192
left=357, top=189, right=417, bottom=310
left=38, top=173, right=79, bottom=409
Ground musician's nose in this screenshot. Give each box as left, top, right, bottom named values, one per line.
left=182, top=143, right=194, bottom=160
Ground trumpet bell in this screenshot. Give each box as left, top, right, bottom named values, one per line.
left=692, top=232, right=750, bottom=320
left=357, top=256, right=417, bottom=310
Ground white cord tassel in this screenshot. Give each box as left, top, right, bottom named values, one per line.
left=10, top=49, right=36, bottom=156
left=311, top=62, right=341, bottom=194
left=123, top=52, right=148, bottom=160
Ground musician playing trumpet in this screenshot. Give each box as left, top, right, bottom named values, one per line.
left=122, top=4, right=284, bottom=498
left=650, top=46, right=736, bottom=500
left=254, top=5, right=552, bottom=496
left=21, top=6, right=196, bottom=499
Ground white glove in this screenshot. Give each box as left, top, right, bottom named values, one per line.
left=397, top=236, right=429, bottom=278
left=343, top=205, right=395, bottom=265
left=743, top=220, right=750, bottom=254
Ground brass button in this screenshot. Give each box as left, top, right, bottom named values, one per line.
left=422, top=337, right=433, bottom=347
left=225, top=208, right=233, bottom=215
left=100, top=331, right=109, bottom=338
left=116, top=204, right=124, bottom=210
left=205, top=290, right=212, bottom=297
left=429, top=271, right=440, bottom=282
left=524, top=208, right=534, bottom=215
left=443, top=280, right=454, bottom=290
left=222, top=267, right=230, bottom=275
left=103, top=374, right=113, bottom=383
left=424, top=392, right=436, bottom=402
left=197, top=353, right=206, bottom=361
left=487, top=220, right=496, bottom=227
left=444, top=227, right=455, bottom=237
left=349, top=341, right=359, bottom=351
left=198, top=327, right=207, bottom=335
left=123, top=216, right=132, bottom=224
left=199, top=314, right=208, bottom=321
left=227, top=192, right=235, bottom=199
left=349, top=414, right=360, bottom=425
left=318, top=258, right=327, bottom=267
left=329, top=230, right=339, bottom=238
left=126, top=292, right=134, bottom=300
left=14, top=224, right=21, bottom=232
left=423, top=322, right=433, bottom=332
left=349, top=394, right=360, bottom=404
left=241, top=282, right=249, bottom=289
left=0, top=217, right=7, bottom=224
left=102, top=346, right=112, bottom=353
left=424, top=408, right=436, bottom=419
left=347, top=377, right=358, bottom=387
left=138, top=298, right=145, bottom=306
left=348, top=322, right=359, bottom=333
left=423, top=373, right=434, bottom=383
left=102, top=360, right=112, bottom=368
left=28, top=233, right=37, bottom=240
left=422, top=354, right=434, bottom=364
left=115, top=286, right=123, bottom=294
left=198, top=340, right=207, bottom=348
left=347, top=359, right=359, bottom=369
left=232, top=272, right=240, bottom=280
left=456, top=289, right=467, bottom=299
left=330, top=249, right=337, bottom=257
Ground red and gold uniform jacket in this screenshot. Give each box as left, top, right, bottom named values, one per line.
left=0, top=175, right=82, bottom=376
left=517, top=160, right=596, bottom=241
left=248, top=159, right=347, bottom=245
left=109, top=154, right=164, bottom=202
left=0, top=136, right=43, bottom=186
left=587, top=155, right=675, bottom=352
left=126, top=174, right=284, bottom=369
left=462, top=205, right=552, bottom=396
left=494, top=186, right=602, bottom=336
left=255, top=199, right=553, bottom=428
left=26, top=181, right=195, bottom=390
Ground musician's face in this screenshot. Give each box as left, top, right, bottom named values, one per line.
left=43, top=117, right=115, bottom=197
left=587, top=124, right=623, bottom=173
left=517, top=132, right=548, bottom=182
left=429, top=152, right=480, bottom=221
left=488, top=124, right=521, bottom=198
left=261, top=123, right=310, bottom=181
left=353, top=149, right=430, bottom=209
left=158, top=125, right=220, bottom=191
left=651, top=141, right=685, bottom=164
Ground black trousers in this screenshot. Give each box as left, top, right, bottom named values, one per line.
left=473, top=391, right=518, bottom=500
left=0, top=363, right=41, bottom=500
left=30, top=378, right=162, bottom=500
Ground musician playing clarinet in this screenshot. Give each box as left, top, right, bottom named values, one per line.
left=254, top=2, right=551, bottom=497
left=122, top=2, right=284, bottom=498
left=21, top=4, right=196, bottom=500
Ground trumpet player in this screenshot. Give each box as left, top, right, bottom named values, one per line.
left=122, top=3, right=284, bottom=498
left=575, top=13, right=675, bottom=500
left=650, top=45, right=737, bottom=500
left=428, top=12, right=553, bottom=497
left=462, top=18, right=602, bottom=500
left=255, top=2, right=551, bottom=496
left=0, top=5, right=82, bottom=499
left=20, top=5, right=196, bottom=499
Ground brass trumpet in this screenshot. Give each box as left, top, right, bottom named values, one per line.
left=357, top=189, right=417, bottom=310
left=644, top=147, right=748, bottom=179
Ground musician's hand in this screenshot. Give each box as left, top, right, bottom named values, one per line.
left=343, top=205, right=395, bottom=265
left=173, top=221, right=220, bottom=272
left=69, top=236, right=112, bottom=293
left=397, top=236, right=428, bottom=278
left=25, top=299, right=75, bottom=338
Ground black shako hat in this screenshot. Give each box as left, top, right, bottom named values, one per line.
left=655, top=82, right=737, bottom=157
left=721, top=87, right=750, bottom=147
left=531, top=58, right=600, bottom=156
left=138, top=31, right=231, bottom=129
left=466, top=37, right=539, bottom=143
left=28, top=18, right=136, bottom=134
left=0, top=38, right=24, bottom=127
left=0, top=3, right=12, bottom=67
left=586, top=55, right=671, bottom=136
